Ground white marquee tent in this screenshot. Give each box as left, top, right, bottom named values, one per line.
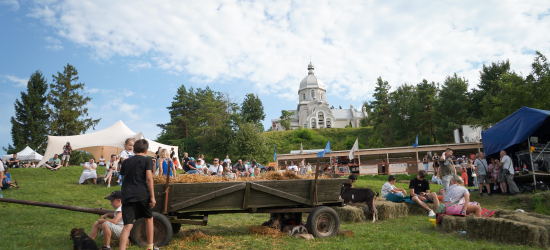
left=37, top=121, right=179, bottom=167
left=2, top=146, right=44, bottom=162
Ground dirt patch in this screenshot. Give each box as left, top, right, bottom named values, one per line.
left=247, top=226, right=284, bottom=238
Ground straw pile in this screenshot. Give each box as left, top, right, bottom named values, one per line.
left=437, top=215, right=467, bottom=233
left=466, top=216, right=549, bottom=247
left=405, top=202, right=436, bottom=216
left=247, top=226, right=284, bottom=238
left=154, top=171, right=327, bottom=184
left=372, top=198, right=408, bottom=221
left=333, top=206, right=366, bottom=223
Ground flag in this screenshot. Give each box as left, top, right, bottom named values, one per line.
left=317, top=140, right=331, bottom=157
left=273, top=144, right=277, bottom=162
left=412, top=134, right=418, bottom=147
left=300, top=142, right=304, bottom=154
left=349, top=138, right=359, bottom=160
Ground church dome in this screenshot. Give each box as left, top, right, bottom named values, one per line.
left=299, top=62, right=326, bottom=92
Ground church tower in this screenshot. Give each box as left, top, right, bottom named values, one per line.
left=297, top=62, right=329, bottom=128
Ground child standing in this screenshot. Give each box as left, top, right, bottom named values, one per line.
left=89, top=190, right=125, bottom=250
left=118, top=138, right=135, bottom=186
left=119, top=139, right=157, bottom=250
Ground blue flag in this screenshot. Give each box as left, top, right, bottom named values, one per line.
left=412, top=134, right=418, bottom=147
left=273, top=144, right=277, bottom=162
left=317, top=140, right=331, bottom=157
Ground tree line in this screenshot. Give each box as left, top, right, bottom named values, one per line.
left=5, top=64, right=99, bottom=155
left=363, top=52, right=550, bottom=147
left=156, top=86, right=270, bottom=164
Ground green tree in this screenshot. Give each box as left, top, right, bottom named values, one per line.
left=434, top=73, right=471, bottom=142
left=231, top=122, right=270, bottom=164
left=415, top=79, right=438, bottom=143
left=471, top=60, right=511, bottom=121
left=389, top=83, right=418, bottom=145
left=370, top=77, right=392, bottom=139
left=279, top=110, right=295, bottom=130
left=241, top=93, right=265, bottom=130
left=47, top=64, right=100, bottom=136
left=479, top=52, right=550, bottom=128
left=4, top=71, right=50, bottom=154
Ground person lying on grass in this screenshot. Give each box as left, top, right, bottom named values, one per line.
left=443, top=175, right=482, bottom=217
left=89, top=190, right=126, bottom=250
left=381, top=175, right=407, bottom=199
left=409, top=170, right=439, bottom=217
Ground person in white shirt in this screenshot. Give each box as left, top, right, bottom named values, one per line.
left=498, top=150, right=519, bottom=194
left=98, top=155, right=106, bottom=168
left=208, top=158, right=223, bottom=177
left=89, top=191, right=125, bottom=249
left=287, top=161, right=298, bottom=174
left=306, top=163, right=313, bottom=176
left=223, top=155, right=231, bottom=166
left=79, top=158, right=98, bottom=185
left=381, top=175, right=407, bottom=198
left=118, top=138, right=135, bottom=186
left=105, top=154, right=118, bottom=188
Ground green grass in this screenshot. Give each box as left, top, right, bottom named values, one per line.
left=0, top=168, right=542, bottom=249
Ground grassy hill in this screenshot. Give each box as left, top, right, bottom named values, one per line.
left=264, top=127, right=375, bottom=154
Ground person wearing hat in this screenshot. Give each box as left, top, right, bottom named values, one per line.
left=184, top=157, right=198, bottom=174
left=89, top=190, right=125, bottom=250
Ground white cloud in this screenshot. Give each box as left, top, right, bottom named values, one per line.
left=44, top=36, right=63, bottom=51
left=88, top=88, right=101, bottom=93
left=2, top=75, right=27, bottom=87
left=1, top=0, right=19, bottom=11
left=27, top=0, right=550, bottom=101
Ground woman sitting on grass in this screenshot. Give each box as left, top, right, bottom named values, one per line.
left=79, top=158, right=98, bottom=185
left=2, top=168, right=19, bottom=189
left=443, top=175, right=481, bottom=217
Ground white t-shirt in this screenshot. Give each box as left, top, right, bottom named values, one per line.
left=98, top=158, right=105, bottom=166
left=0, top=160, right=4, bottom=172
left=106, top=160, right=118, bottom=171
left=209, top=165, right=223, bottom=174
left=224, top=158, right=231, bottom=165
left=288, top=165, right=298, bottom=172
left=84, top=162, right=97, bottom=173
left=306, top=164, right=312, bottom=172
left=502, top=155, right=514, bottom=175
left=114, top=206, right=124, bottom=227
left=120, top=150, right=135, bottom=160
left=381, top=181, right=396, bottom=198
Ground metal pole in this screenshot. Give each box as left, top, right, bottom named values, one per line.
left=528, top=138, right=537, bottom=190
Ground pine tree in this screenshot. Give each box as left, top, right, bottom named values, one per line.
left=370, top=77, right=392, bottom=139
left=241, top=93, right=266, bottom=129
left=434, top=73, right=471, bottom=142
left=5, top=71, right=49, bottom=154
left=471, top=60, right=511, bottom=120
left=415, top=79, right=438, bottom=143
left=47, top=64, right=100, bottom=136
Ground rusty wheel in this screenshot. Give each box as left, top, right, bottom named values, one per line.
left=130, top=212, right=173, bottom=247
left=306, top=206, right=340, bottom=238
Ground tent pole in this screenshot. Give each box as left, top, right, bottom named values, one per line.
left=528, top=138, right=537, bottom=190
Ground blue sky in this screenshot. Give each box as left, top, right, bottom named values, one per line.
left=1, top=0, right=550, bottom=156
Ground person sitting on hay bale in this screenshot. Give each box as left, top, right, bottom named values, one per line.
left=79, top=158, right=98, bottom=185
left=408, top=170, right=439, bottom=217
left=89, top=191, right=126, bottom=250
left=442, top=175, right=482, bottom=217
left=381, top=175, right=407, bottom=201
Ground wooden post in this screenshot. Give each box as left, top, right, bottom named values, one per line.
left=386, top=152, right=390, bottom=175
left=313, top=160, right=320, bottom=206
left=416, top=147, right=419, bottom=163
left=163, top=161, right=171, bottom=214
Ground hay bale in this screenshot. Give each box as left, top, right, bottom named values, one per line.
left=333, top=206, right=366, bottom=223
left=437, top=215, right=467, bottom=233
left=466, top=216, right=549, bottom=247
left=405, top=201, right=436, bottom=216
left=369, top=198, right=408, bottom=221
left=500, top=213, right=550, bottom=246
left=493, top=209, right=516, bottom=218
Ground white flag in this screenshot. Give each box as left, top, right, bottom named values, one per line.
left=300, top=142, right=304, bottom=154
left=349, top=138, right=359, bottom=160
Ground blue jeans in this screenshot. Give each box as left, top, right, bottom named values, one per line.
left=186, top=170, right=198, bottom=174
left=424, top=163, right=429, bottom=172
left=118, top=175, right=123, bottom=186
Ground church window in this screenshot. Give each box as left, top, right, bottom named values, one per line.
left=303, top=93, right=306, bottom=101
left=326, top=118, right=332, bottom=128
left=311, top=90, right=315, bottom=100
left=311, top=119, right=316, bottom=129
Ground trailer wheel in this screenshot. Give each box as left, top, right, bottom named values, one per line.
left=130, top=212, right=173, bottom=247
left=306, top=206, right=340, bottom=238
left=171, top=223, right=182, bottom=234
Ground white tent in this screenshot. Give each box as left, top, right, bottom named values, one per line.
left=37, top=121, right=178, bottom=167
left=2, top=146, right=43, bottom=162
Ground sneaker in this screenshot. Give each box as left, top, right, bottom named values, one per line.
left=107, top=184, right=110, bottom=188
left=51, top=168, right=55, bottom=171
left=102, top=246, right=111, bottom=250
left=479, top=193, right=483, bottom=197
left=428, top=210, right=436, bottom=217
left=146, top=246, right=160, bottom=250
left=488, top=193, right=493, bottom=196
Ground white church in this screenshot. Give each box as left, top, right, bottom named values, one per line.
left=271, top=62, right=368, bottom=131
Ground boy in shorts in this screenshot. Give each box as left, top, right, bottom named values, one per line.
left=118, top=139, right=158, bottom=250
left=89, top=190, right=125, bottom=250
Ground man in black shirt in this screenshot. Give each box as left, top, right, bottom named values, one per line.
left=233, top=159, right=247, bottom=177
left=409, top=170, right=438, bottom=217
left=6, top=153, right=20, bottom=168
left=118, top=139, right=157, bottom=250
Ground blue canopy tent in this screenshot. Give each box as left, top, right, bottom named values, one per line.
left=482, top=107, right=550, bottom=188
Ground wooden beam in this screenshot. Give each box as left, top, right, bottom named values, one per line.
left=250, top=182, right=310, bottom=205
left=242, top=182, right=251, bottom=209
left=170, top=182, right=246, bottom=211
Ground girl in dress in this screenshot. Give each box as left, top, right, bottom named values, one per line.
left=460, top=160, right=468, bottom=186
left=159, top=149, right=176, bottom=177
left=118, top=138, right=135, bottom=186
left=79, top=158, right=97, bottom=185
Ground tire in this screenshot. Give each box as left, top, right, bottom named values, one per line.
left=171, top=223, right=182, bottom=234
left=130, top=212, right=173, bottom=247
left=306, top=206, right=340, bottom=238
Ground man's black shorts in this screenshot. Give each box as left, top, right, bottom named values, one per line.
left=122, top=199, right=152, bottom=225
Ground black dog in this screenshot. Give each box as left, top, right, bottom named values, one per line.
left=70, top=228, right=98, bottom=250
left=341, top=187, right=379, bottom=222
